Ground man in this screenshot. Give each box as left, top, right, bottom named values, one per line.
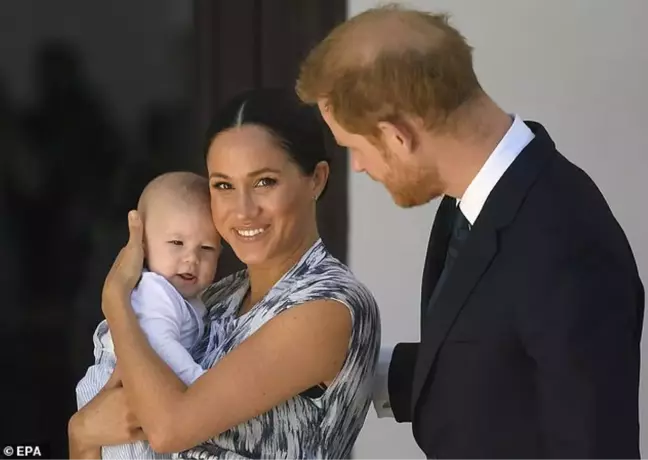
left=296, top=5, right=644, bottom=459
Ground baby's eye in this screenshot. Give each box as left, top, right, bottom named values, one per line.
left=201, top=245, right=216, bottom=251
left=256, top=177, right=277, bottom=187
left=169, top=240, right=183, bottom=246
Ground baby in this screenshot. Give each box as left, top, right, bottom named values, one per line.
left=75, top=171, right=221, bottom=459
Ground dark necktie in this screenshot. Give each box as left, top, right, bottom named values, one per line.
left=426, top=206, right=471, bottom=316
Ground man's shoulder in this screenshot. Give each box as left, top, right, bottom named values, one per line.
left=500, top=153, right=637, bottom=279
left=522, top=151, right=622, bottom=242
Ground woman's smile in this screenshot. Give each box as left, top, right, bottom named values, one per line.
left=233, top=225, right=270, bottom=241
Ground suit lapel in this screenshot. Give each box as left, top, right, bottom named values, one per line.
left=410, top=121, right=558, bottom=414
left=420, top=196, right=456, bottom=327
left=411, top=218, right=498, bottom=410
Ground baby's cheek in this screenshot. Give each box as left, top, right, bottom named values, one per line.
left=205, top=253, right=219, bottom=274
left=146, top=252, right=176, bottom=280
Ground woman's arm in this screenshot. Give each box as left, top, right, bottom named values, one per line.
left=68, top=421, right=100, bottom=460
left=107, top=294, right=352, bottom=453
left=68, top=367, right=146, bottom=458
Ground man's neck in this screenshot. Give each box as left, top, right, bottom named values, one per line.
left=434, top=100, right=513, bottom=199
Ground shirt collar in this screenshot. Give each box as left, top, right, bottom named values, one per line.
left=458, top=114, right=535, bottom=225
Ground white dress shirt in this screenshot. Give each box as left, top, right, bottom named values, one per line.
left=373, top=115, right=535, bottom=418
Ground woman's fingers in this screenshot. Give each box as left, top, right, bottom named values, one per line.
left=102, top=211, right=145, bottom=303
left=127, top=210, right=143, bottom=249
left=128, top=428, right=148, bottom=443
left=71, top=388, right=143, bottom=447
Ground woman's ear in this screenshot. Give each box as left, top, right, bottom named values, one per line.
left=312, top=161, right=330, bottom=200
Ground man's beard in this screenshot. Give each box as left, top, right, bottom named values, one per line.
left=376, top=143, right=442, bottom=208
left=385, top=164, right=443, bottom=208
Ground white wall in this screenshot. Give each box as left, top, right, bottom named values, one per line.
left=348, top=1, right=648, bottom=458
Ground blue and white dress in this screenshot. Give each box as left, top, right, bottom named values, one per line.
left=180, top=238, right=381, bottom=459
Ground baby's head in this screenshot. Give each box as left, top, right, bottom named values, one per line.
left=138, top=172, right=220, bottom=299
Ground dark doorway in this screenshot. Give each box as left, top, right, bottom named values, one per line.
left=1, top=2, right=199, bottom=456
left=194, top=0, right=348, bottom=278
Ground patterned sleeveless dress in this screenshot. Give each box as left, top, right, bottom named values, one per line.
left=179, top=239, right=380, bottom=459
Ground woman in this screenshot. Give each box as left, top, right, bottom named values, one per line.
left=68, top=88, right=381, bottom=459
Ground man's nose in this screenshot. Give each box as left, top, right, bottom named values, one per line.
left=350, top=154, right=365, bottom=173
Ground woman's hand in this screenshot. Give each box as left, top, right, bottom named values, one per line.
left=69, top=380, right=145, bottom=448
left=102, top=210, right=144, bottom=313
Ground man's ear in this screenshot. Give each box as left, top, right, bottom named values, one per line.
left=377, top=119, right=417, bottom=156
left=317, top=98, right=330, bottom=111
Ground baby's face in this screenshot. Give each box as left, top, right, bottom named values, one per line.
left=144, top=204, right=220, bottom=299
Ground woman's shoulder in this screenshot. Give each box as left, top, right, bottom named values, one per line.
left=291, top=251, right=378, bottom=315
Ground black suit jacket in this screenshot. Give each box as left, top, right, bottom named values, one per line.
left=388, top=121, right=644, bottom=459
